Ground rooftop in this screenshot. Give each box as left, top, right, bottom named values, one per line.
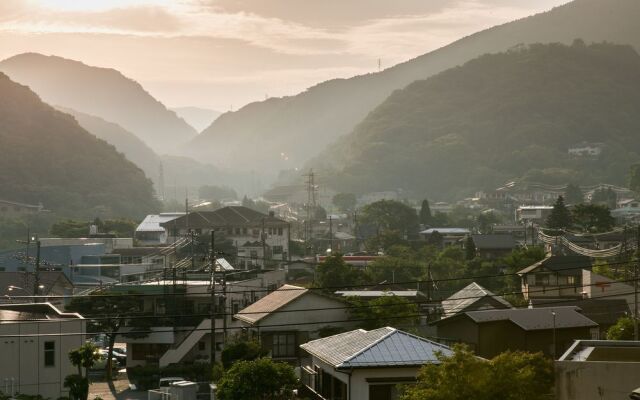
left=301, top=327, right=452, bottom=370
left=0, top=271, right=73, bottom=298
left=420, top=228, right=470, bottom=235
left=335, top=290, right=422, bottom=298
left=234, top=284, right=307, bottom=324
left=560, top=340, right=640, bottom=362
left=517, top=255, right=591, bottom=276
left=471, top=234, right=518, bottom=250
left=161, top=206, right=287, bottom=229
left=441, top=282, right=511, bottom=318
left=439, top=306, right=598, bottom=331
left=0, top=303, right=82, bottom=322
left=136, top=213, right=185, bottom=233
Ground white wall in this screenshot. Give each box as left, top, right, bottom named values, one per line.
left=0, top=319, right=85, bottom=398
left=556, top=361, right=640, bottom=400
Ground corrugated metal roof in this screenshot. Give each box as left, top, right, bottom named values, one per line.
left=234, top=284, right=307, bottom=324
left=301, top=327, right=452, bottom=369
left=441, top=282, right=511, bottom=317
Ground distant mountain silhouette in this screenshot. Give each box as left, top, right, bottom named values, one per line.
left=0, top=72, right=159, bottom=218
left=187, top=0, right=640, bottom=178
left=315, top=42, right=640, bottom=199
left=172, top=106, right=222, bottom=132
left=0, top=53, right=197, bottom=154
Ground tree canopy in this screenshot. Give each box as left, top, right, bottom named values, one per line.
left=360, top=200, right=419, bottom=236
left=217, top=358, right=298, bottom=400
left=332, top=193, right=357, bottom=213
left=571, top=203, right=615, bottom=233
left=401, top=345, right=554, bottom=400
left=546, top=196, right=572, bottom=230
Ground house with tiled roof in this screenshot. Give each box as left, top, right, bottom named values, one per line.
left=160, top=206, right=290, bottom=268
left=441, top=282, right=512, bottom=318
left=433, top=306, right=598, bottom=359
left=234, top=284, right=354, bottom=362
left=299, top=327, right=453, bottom=400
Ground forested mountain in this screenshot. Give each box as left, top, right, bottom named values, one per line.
left=60, top=108, right=161, bottom=181
left=172, top=107, right=222, bottom=132
left=0, top=53, right=197, bottom=154
left=314, top=42, right=640, bottom=199
left=188, top=0, right=640, bottom=178
left=0, top=72, right=159, bottom=218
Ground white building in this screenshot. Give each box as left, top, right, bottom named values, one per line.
left=568, top=142, right=604, bottom=157
left=0, top=303, right=85, bottom=398
left=135, top=213, right=185, bottom=245
left=300, top=327, right=453, bottom=400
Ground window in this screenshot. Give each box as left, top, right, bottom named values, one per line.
left=44, top=341, right=55, bottom=367
left=272, top=333, right=296, bottom=358
left=235, top=227, right=241, bottom=235
left=198, top=341, right=206, bottom=351
left=277, top=227, right=283, bottom=236
left=243, top=228, right=248, bottom=235
left=272, top=246, right=283, bottom=255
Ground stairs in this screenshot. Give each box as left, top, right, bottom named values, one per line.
left=159, top=318, right=210, bottom=367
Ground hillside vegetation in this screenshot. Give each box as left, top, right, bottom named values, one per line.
left=188, top=0, right=640, bottom=178
left=316, top=42, right=640, bottom=199
left=0, top=72, right=160, bottom=218
left=0, top=53, right=197, bottom=154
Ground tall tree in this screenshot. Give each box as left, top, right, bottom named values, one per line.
left=419, top=199, right=433, bottom=225
left=217, top=358, right=298, bottom=400
left=564, top=184, right=583, bottom=205
left=629, top=164, right=640, bottom=194
left=606, top=316, right=634, bottom=340
left=67, top=292, right=148, bottom=380
left=313, top=254, right=364, bottom=290
left=591, top=187, right=617, bottom=209
left=332, top=193, right=357, bottom=213
left=571, top=203, right=615, bottom=232
left=348, top=295, right=419, bottom=330
left=360, top=200, right=419, bottom=237
left=465, top=236, right=477, bottom=260
left=546, top=196, right=572, bottom=230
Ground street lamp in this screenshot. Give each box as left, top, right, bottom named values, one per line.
left=551, top=311, right=557, bottom=360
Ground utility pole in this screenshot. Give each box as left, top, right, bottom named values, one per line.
left=261, top=218, right=266, bottom=269
left=329, top=216, right=333, bottom=253
left=222, top=268, right=227, bottom=345
left=635, top=225, right=639, bottom=341
left=33, top=235, right=41, bottom=303
left=210, top=230, right=216, bottom=367
left=552, top=311, right=557, bottom=359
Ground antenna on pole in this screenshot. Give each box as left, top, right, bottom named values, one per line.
left=303, top=169, right=318, bottom=254
left=378, top=58, right=381, bottom=72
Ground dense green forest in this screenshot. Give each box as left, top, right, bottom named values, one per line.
left=0, top=72, right=160, bottom=219
left=317, top=42, right=640, bottom=199
left=190, top=0, right=640, bottom=178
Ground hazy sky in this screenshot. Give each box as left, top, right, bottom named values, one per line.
left=0, top=0, right=570, bottom=110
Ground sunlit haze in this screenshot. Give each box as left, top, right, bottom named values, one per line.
left=0, top=0, right=569, bottom=110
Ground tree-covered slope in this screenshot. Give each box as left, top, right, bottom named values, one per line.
left=317, top=42, right=640, bottom=199
left=60, top=107, right=161, bottom=181
left=188, top=0, right=640, bottom=176
left=0, top=72, right=160, bottom=218
left=0, top=53, right=197, bottom=154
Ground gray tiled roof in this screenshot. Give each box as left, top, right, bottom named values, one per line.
left=301, top=327, right=452, bottom=369
left=464, top=306, right=598, bottom=330
left=160, top=206, right=286, bottom=229
left=471, top=234, right=518, bottom=250
left=234, top=284, right=307, bottom=324
left=517, top=255, right=591, bottom=276
left=0, top=303, right=82, bottom=322
left=441, top=282, right=511, bottom=317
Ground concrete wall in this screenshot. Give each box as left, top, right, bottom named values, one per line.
left=351, top=367, right=420, bottom=400
left=0, top=319, right=85, bottom=399
left=556, top=361, right=640, bottom=400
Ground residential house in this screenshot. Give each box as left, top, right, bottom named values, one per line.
left=440, top=282, right=512, bottom=319
left=113, top=269, right=285, bottom=367
left=516, top=205, right=553, bottom=224
left=300, top=327, right=453, bottom=400
left=161, top=206, right=290, bottom=267
left=611, top=199, right=640, bottom=223
left=419, top=228, right=470, bottom=247
left=0, top=199, right=45, bottom=218
left=582, top=270, right=638, bottom=311
left=518, top=256, right=592, bottom=300
left=433, top=306, right=599, bottom=359
left=468, top=234, right=518, bottom=259
left=0, top=303, right=85, bottom=398
left=135, top=213, right=185, bottom=245
left=0, top=271, right=74, bottom=307
left=528, top=298, right=629, bottom=335
left=556, top=340, right=640, bottom=400
left=234, top=284, right=353, bottom=363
